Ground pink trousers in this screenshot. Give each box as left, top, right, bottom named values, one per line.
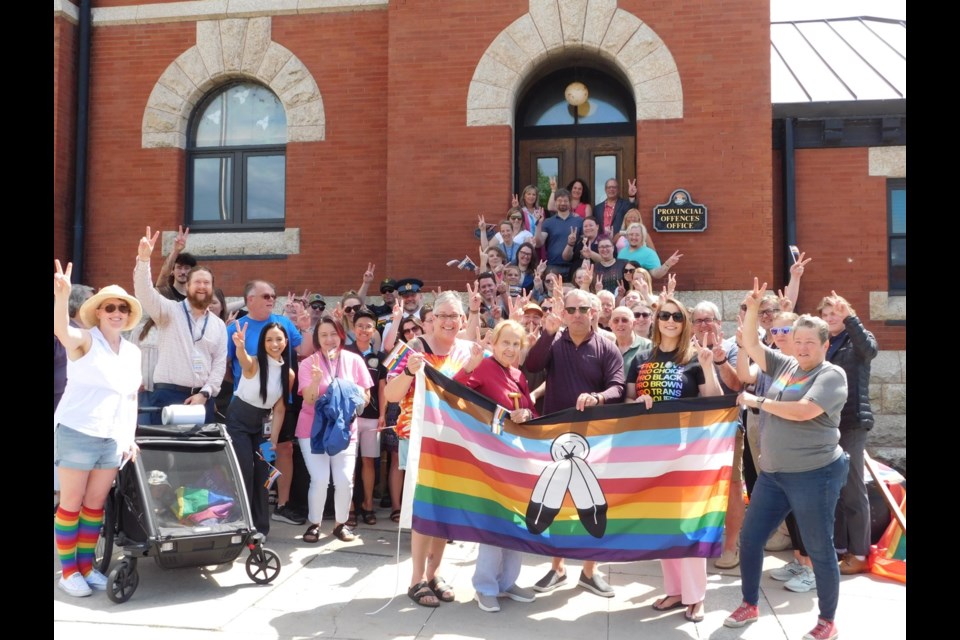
left=660, top=557, right=707, bottom=604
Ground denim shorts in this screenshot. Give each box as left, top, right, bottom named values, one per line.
left=55, top=424, right=122, bottom=470
left=398, top=438, right=409, bottom=471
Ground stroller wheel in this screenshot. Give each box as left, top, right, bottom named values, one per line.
left=245, top=547, right=281, bottom=584
left=107, top=560, right=139, bottom=604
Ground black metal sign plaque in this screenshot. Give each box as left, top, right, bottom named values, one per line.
left=652, top=189, right=707, bottom=232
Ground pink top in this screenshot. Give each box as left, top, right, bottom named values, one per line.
left=295, top=349, right=374, bottom=440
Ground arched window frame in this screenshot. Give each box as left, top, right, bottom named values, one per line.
left=185, top=82, right=287, bottom=230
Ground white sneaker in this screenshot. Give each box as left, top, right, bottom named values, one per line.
left=784, top=566, right=817, bottom=593
left=58, top=573, right=93, bottom=597
left=770, top=559, right=805, bottom=582
left=84, top=569, right=109, bottom=591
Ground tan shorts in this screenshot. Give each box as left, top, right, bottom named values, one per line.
left=731, top=427, right=744, bottom=483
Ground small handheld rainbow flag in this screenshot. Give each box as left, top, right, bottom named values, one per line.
left=384, top=339, right=415, bottom=376
left=256, top=450, right=283, bottom=489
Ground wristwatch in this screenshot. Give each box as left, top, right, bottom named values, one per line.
left=199, top=390, right=211, bottom=399
left=403, top=366, right=415, bottom=377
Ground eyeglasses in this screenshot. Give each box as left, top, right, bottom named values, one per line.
left=658, top=311, right=685, bottom=322
left=769, top=327, right=793, bottom=336
left=692, top=318, right=717, bottom=325
left=434, top=313, right=460, bottom=321
left=623, top=268, right=636, bottom=274
left=634, top=311, right=651, bottom=319
left=759, top=308, right=778, bottom=317
left=565, top=306, right=591, bottom=315
left=599, top=245, right=614, bottom=251
left=611, top=317, right=633, bottom=324
left=344, top=305, right=362, bottom=314
left=100, top=303, right=131, bottom=314
left=310, top=302, right=325, bottom=310
left=260, top=293, right=277, bottom=300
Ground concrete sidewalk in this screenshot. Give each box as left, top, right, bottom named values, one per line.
left=54, top=512, right=906, bottom=639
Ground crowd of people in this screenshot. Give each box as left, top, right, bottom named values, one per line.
left=53, top=180, right=880, bottom=640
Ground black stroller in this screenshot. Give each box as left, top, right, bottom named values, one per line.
left=95, top=422, right=281, bottom=603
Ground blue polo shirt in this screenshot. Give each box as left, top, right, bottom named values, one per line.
left=541, top=214, right=583, bottom=269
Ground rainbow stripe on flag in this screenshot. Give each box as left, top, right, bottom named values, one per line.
left=383, top=340, right=415, bottom=376
left=408, top=366, right=740, bottom=562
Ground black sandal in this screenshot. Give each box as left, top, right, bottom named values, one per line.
left=390, top=510, right=401, bottom=523
left=361, top=509, right=377, bottom=525
left=303, top=523, right=321, bottom=544
left=408, top=580, right=440, bottom=608
left=428, top=576, right=455, bottom=602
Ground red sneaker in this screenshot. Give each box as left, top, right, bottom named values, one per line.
left=803, top=618, right=839, bottom=640
left=723, top=602, right=759, bottom=628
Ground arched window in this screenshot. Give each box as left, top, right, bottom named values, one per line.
left=186, top=82, right=287, bottom=229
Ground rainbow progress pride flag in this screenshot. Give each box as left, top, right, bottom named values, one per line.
left=409, top=366, right=740, bottom=561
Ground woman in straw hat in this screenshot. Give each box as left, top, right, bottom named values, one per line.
left=53, top=260, right=143, bottom=598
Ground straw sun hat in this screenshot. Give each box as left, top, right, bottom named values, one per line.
left=78, top=284, right=143, bottom=332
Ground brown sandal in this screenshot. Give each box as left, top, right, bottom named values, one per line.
left=302, top=523, right=321, bottom=543
left=428, top=576, right=455, bottom=602
left=408, top=580, right=440, bottom=607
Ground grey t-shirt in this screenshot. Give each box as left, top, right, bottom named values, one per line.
left=759, top=347, right=847, bottom=473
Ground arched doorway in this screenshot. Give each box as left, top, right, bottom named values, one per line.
left=516, top=65, right=636, bottom=209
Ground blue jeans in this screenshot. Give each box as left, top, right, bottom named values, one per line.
left=740, top=454, right=849, bottom=621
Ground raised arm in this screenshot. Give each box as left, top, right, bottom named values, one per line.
left=356, top=263, right=375, bottom=302
left=231, top=321, right=258, bottom=378
left=740, top=278, right=771, bottom=373
left=783, top=251, right=811, bottom=309
left=155, top=225, right=189, bottom=288
left=53, top=260, right=91, bottom=358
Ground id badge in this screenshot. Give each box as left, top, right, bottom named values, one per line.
left=262, top=411, right=273, bottom=437
left=191, top=349, right=204, bottom=374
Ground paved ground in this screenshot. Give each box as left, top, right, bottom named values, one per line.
left=54, top=507, right=907, bottom=639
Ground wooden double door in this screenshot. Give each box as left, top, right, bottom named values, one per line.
left=518, top=136, right=635, bottom=209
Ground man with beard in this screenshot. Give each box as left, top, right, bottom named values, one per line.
left=134, top=227, right=227, bottom=423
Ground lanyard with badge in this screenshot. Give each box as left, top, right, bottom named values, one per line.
left=181, top=301, right=209, bottom=385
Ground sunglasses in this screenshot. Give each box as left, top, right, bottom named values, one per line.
left=260, top=293, right=278, bottom=300
left=310, top=302, right=326, bottom=310
left=623, top=268, right=636, bottom=274
left=565, top=306, right=591, bottom=315
left=658, top=311, right=685, bottom=322
left=634, top=311, right=651, bottom=319
left=770, top=327, right=793, bottom=336
left=344, top=304, right=362, bottom=314
left=100, top=303, right=131, bottom=314
left=541, top=306, right=553, bottom=313
left=611, top=317, right=633, bottom=324
left=510, top=216, right=522, bottom=221
left=381, top=288, right=396, bottom=294
left=402, top=326, right=421, bottom=334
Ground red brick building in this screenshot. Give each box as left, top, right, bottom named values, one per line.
left=54, top=1, right=905, bottom=457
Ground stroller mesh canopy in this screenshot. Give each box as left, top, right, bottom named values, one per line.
left=136, top=443, right=248, bottom=537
